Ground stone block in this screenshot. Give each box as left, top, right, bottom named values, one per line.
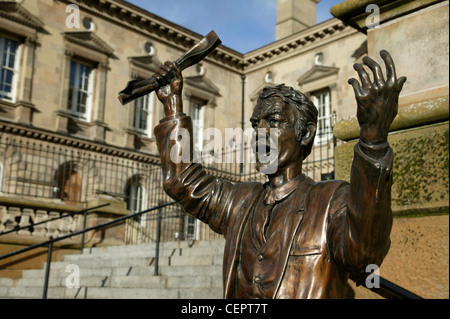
left=336, top=122, right=449, bottom=216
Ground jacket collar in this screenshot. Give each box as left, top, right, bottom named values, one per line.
left=263, top=174, right=307, bottom=205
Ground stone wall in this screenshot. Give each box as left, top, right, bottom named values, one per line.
left=332, top=0, right=449, bottom=299
left=336, top=122, right=449, bottom=216
left=0, top=196, right=129, bottom=278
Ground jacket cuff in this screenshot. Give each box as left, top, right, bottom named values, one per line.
left=158, top=112, right=187, bottom=124
left=357, top=139, right=390, bottom=158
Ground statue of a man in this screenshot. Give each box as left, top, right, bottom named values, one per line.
left=152, top=50, right=406, bottom=299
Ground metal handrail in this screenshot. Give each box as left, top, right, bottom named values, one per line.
left=0, top=201, right=177, bottom=298
left=352, top=274, right=423, bottom=299
left=0, top=201, right=177, bottom=261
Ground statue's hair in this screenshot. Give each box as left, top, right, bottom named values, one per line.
left=258, top=84, right=318, bottom=159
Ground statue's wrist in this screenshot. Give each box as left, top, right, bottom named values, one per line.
left=159, top=112, right=186, bottom=123
left=169, top=94, right=182, bottom=107
left=162, top=95, right=183, bottom=117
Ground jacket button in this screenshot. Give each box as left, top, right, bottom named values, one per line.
left=257, top=254, right=264, bottom=261
left=253, top=273, right=262, bottom=285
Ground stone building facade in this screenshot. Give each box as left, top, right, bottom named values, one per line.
left=0, top=0, right=362, bottom=249
left=0, top=0, right=448, bottom=298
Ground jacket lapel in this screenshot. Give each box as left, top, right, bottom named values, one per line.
left=272, top=180, right=313, bottom=298
left=223, top=177, right=314, bottom=299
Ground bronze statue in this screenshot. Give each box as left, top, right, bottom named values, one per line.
left=149, top=50, right=406, bottom=299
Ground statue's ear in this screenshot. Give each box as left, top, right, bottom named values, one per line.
left=301, top=124, right=316, bottom=148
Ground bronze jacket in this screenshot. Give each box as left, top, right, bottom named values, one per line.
left=155, top=114, right=393, bottom=299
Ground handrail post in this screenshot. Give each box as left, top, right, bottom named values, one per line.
left=80, top=210, right=87, bottom=254
left=154, top=207, right=162, bottom=276
left=42, top=237, right=53, bottom=299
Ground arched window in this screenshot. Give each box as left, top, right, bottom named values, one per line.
left=54, top=161, right=82, bottom=205
left=125, top=175, right=147, bottom=226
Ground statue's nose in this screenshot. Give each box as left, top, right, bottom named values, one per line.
left=255, top=126, right=270, bottom=141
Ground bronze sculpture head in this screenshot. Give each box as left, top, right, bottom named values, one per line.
left=250, top=84, right=318, bottom=181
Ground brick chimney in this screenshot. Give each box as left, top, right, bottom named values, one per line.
left=276, top=0, right=320, bottom=40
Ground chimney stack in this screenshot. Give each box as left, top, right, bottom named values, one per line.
left=276, top=0, right=320, bottom=40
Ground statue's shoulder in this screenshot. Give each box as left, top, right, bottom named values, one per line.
left=234, top=180, right=265, bottom=194
left=310, top=179, right=350, bottom=198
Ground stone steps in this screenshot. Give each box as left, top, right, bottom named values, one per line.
left=0, top=239, right=225, bottom=299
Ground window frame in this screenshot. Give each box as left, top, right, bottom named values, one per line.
left=312, top=88, right=333, bottom=146
left=189, top=98, right=206, bottom=153
left=127, top=179, right=148, bottom=227
left=67, top=59, right=95, bottom=121
left=0, top=35, right=21, bottom=103
left=133, top=91, right=155, bottom=137
left=184, top=214, right=199, bottom=240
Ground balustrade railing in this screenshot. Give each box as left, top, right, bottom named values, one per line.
left=0, top=129, right=338, bottom=245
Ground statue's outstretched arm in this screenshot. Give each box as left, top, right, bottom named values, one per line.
left=328, top=50, right=406, bottom=280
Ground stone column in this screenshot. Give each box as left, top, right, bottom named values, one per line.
left=14, top=37, right=38, bottom=125
left=89, top=62, right=109, bottom=142
left=55, top=50, right=73, bottom=133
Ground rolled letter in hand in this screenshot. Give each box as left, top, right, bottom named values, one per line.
left=118, top=30, right=222, bottom=105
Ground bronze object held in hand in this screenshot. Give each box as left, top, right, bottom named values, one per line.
left=118, top=30, right=221, bottom=105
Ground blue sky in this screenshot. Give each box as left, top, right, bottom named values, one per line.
left=127, top=0, right=343, bottom=53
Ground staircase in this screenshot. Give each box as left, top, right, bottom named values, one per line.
left=0, top=239, right=225, bottom=299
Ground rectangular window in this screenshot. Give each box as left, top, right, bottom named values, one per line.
left=128, top=181, right=147, bottom=226
left=313, top=89, right=332, bottom=145
left=189, top=99, right=205, bottom=153
left=67, top=60, right=93, bottom=120
left=0, top=36, right=20, bottom=102
left=134, top=91, right=154, bottom=136
left=184, top=215, right=198, bottom=240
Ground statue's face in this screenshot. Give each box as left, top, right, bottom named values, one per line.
left=250, top=96, right=303, bottom=175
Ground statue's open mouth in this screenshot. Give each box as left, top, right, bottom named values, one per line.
left=252, top=137, right=278, bottom=165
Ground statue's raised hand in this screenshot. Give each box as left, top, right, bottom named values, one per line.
left=348, top=50, right=406, bottom=145
left=155, top=61, right=183, bottom=117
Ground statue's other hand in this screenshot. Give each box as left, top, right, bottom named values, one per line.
left=348, top=50, right=406, bottom=145
left=155, top=61, right=183, bottom=116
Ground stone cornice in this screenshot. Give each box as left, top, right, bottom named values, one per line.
left=55, top=1, right=356, bottom=74
left=297, top=65, right=340, bottom=85
left=330, top=0, right=444, bottom=34
left=0, top=0, right=44, bottom=31
left=0, top=119, right=161, bottom=164
left=242, top=19, right=352, bottom=72
left=184, top=75, right=221, bottom=97
left=63, top=31, right=115, bottom=58
left=57, top=0, right=245, bottom=71
left=128, top=55, right=162, bottom=74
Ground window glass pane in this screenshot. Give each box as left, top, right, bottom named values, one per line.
left=0, top=37, right=18, bottom=100
left=313, top=89, right=332, bottom=145
left=5, top=69, right=13, bottom=84
left=69, top=61, right=76, bottom=86
left=7, top=44, right=16, bottom=69
left=134, top=91, right=154, bottom=135
left=68, top=61, right=92, bottom=118
left=190, top=99, right=205, bottom=152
